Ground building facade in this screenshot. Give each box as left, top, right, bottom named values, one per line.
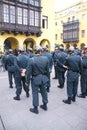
left=55, top=0, right=87, bottom=49
left=0, top=0, right=55, bottom=52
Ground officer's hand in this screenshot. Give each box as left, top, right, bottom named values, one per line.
left=22, top=69, right=26, bottom=73
left=25, top=82, right=29, bottom=86
left=63, top=65, right=68, bottom=69
left=21, top=69, right=26, bottom=77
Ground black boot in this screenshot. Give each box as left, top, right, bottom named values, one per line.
left=78, top=93, right=86, bottom=98
left=86, top=91, right=87, bottom=96
left=9, top=85, right=13, bottom=88
left=30, top=106, right=38, bottom=114
left=40, top=103, right=47, bottom=111
left=71, top=95, right=76, bottom=102
left=53, top=77, right=57, bottom=79
left=57, top=85, right=63, bottom=89
left=47, top=88, right=50, bottom=93
left=13, top=95, right=20, bottom=100
left=26, top=92, right=29, bottom=97
left=63, top=97, right=71, bottom=104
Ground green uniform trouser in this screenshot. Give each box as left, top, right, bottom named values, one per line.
left=67, top=71, right=79, bottom=97
left=8, top=71, right=15, bottom=87
left=81, top=75, right=87, bottom=94
left=31, top=82, right=48, bottom=107
left=57, top=71, right=65, bottom=87
left=15, top=76, right=29, bottom=96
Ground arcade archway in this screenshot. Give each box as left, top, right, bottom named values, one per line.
left=80, top=43, right=86, bottom=49
left=4, top=37, right=19, bottom=51
left=23, top=38, right=36, bottom=51
left=40, top=39, right=50, bottom=50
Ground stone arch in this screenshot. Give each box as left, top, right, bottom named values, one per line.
left=60, top=44, right=64, bottom=47
left=23, top=38, right=36, bottom=51
left=80, top=43, right=86, bottom=49
left=40, top=39, right=50, bottom=50
left=65, top=43, right=70, bottom=50
left=72, top=43, right=78, bottom=48
left=4, top=37, right=19, bottom=51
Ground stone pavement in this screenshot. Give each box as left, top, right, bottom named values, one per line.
left=0, top=71, right=87, bottom=130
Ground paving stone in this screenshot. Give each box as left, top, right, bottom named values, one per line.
left=0, top=71, right=87, bottom=130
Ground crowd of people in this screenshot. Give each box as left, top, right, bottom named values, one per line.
left=0, top=45, right=87, bottom=114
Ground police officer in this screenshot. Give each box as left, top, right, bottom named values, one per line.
left=42, top=46, right=53, bottom=92
left=1, top=52, right=6, bottom=72
left=5, top=49, right=16, bottom=88
left=56, top=46, right=67, bottom=88
left=78, top=46, right=87, bottom=98
left=52, top=47, right=59, bottom=79
left=27, top=47, right=34, bottom=58
left=25, top=46, right=49, bottom=114
left=63, top=46, right=83, bottom=104
left=74, top=46, right=82, bottom=56
left=13, top=48, right=29, bottom=100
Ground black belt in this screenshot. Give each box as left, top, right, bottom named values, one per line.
left=32, top=74, right=46, bottom=76
left=8, top=65, right=13, bottom=66
left=68, top=70, right=79, bottom=73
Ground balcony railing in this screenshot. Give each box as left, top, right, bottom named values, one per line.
left=0, top=22, right=41, bottom=36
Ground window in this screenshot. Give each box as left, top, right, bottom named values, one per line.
left=63, top=20, right=79, bottom=42
left=23, top=9, right=28, bottom=25
left=68, top=17, right=70, bottom=22
left=82, top=14, right=86, bottom=19
left=19, top=0, right=22, bottom=2
left=73, top=31, right=78, bottom=38
left=10, top=6, right=15, bottom=23
left=55, top=34, right=58, bottom=40
left=23, top=0, right=27, bottom=3
left=55, top=22, right=57, bottom=26
left=63, top=32, right=67, bottom=39
left=30, top=0, right=34, bottom=5
left=17, top=8, right=22, bottom=24
left=29, top=10, right=40, bottom=26
left=81, top=30, right=85, bottom=38
left=35, top=11, right=39, bottom=26
left=30, top=10, right=34, bottom=26
left=42, top=16, right=48, bottom=29
left=3, top=4, right=9, bottom=22
left=35, top=0, right=39, bottom=6
left=72, top=16, right=75, bottom=21
left=68, top=31, right=72, bottom=39
left=61, top=20, right=63, bottom=24
left=19, top=0, right=28, bottom=3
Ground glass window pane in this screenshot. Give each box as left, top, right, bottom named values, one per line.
left=30, top=10, right=34, bottom=26
left=3, top=4, right=9, bottom=22
left=10, top=6, right=15, bottom=23
left=35, top=1, right=39, bottom=6
left=18, top=8, right=22, bottom=24
left=23, top=0, right=28, bottom=3
left=30, top=0, right=34, bottom=5
left=35, top=11, right=39, bottom=26
left=23, top=9, right=28, bottom=25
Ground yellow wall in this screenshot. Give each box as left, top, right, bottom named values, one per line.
left=55, top=1, right=87, bottom=48
left=40, top=0, right=55, bottom=50
left=0, top=0, right=55, bottom=52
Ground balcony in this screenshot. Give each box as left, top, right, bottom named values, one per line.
left=0, top=22, right=41, bottom=36
left=63, top=20, right=79, bottom=43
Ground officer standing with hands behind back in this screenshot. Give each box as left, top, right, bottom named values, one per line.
left=25, top=46, right=49, bottom=114
left=5, top=49, right=16, bottom=88
left=13, top=48, right=29, bottom=101
left=63, top=46, right=83, bottom=104
left=78, top=45, right=87, bottom=98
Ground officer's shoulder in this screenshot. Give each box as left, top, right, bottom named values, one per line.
left=42, top=55, right=48, bottom=59
left=27, top=57, right=34, bottom=64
